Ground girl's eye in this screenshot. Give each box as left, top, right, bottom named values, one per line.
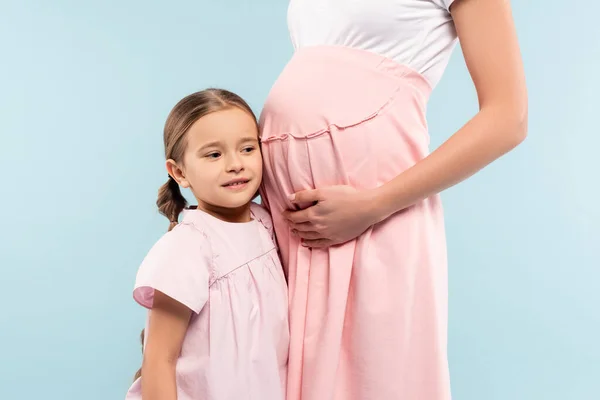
left=242, top=146, right=255, bottom=153
left=206, top=152, right=221, bottom=159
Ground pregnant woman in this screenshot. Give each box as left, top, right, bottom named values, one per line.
left=259, top=1, right=527, bottom=399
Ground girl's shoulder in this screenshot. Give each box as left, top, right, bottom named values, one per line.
left=250, top=202, right=275, bottom=240
left=134, top=223, right=213, bottom=312
left=250, top=202, right=272, bottom=222
left=154, top=222, right=207, bottom=249
left=142, top=222, right=212, bottom=268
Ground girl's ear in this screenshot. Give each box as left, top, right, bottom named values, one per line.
left=166, top=159, right=190, bottom=188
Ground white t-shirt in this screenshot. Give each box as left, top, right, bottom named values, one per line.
left=288, top=0, right=457, bottom=88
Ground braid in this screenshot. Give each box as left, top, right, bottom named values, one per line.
left=133, top=328, right=144, bottom=381
left=156, top=176, right=188, bottom=231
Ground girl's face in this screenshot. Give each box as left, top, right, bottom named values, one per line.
left=168, top=107, right=262, bottom=217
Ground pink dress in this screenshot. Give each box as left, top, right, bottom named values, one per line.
left=125, top=203, right=289, bottom=400
left=259, top=19, right=453, bottom=400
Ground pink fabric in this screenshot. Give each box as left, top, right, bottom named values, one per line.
left=125, top=203, right=289, bottom=400
left=260, top=46, right=451, bottom=400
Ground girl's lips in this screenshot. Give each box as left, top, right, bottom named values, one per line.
left=222, top=179, right=250, bottom=190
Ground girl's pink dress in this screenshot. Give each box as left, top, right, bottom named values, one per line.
left=125, top=203, right=289, bottom=400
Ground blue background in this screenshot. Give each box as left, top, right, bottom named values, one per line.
left=0, top=1, right=598, bottom=399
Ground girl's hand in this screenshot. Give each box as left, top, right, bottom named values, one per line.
left=283, top=185, right=381, bottom=248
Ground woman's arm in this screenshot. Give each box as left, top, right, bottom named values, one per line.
left=141, top=290, right=192, bottom=400
left=285, top=0, right=528, bottom=247
left=372, top=0, right=527, bottom=220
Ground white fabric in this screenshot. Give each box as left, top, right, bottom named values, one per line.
left=288, top=0, right=458, bottom=88
left=432, top=0, right=456, bottom=11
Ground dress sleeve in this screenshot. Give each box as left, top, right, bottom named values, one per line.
left=132, top=223, right=212, bottom=314
left=431, top=0, right=455, bottom=12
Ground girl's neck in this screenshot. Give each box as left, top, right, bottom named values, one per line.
left=193, top=201, right=252, bottom=223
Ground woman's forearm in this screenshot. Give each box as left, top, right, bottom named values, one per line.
left=141, top=358, right=178, bottom=400
left=370, top=104, right=527, bottom=222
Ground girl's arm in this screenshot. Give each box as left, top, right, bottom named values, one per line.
left=141, top=290, right=192, bottom=400
left=284, top=0, right=528, bottom=247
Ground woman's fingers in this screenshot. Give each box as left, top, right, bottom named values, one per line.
left=301, top=239, right=333, bottom=248
left=292, top=229, right=322, bottom=240
left=289, top=221, right=314, bottom=232
left=282, top=207, right=313, bottom=223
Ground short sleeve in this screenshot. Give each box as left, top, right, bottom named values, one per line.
left=431, top=0, right=455, bottom=12
left=133, top=223, right=212, bottom=314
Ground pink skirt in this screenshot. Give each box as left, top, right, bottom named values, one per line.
left=260, top=45, right=451, bottom=400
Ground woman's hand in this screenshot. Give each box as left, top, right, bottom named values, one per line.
left=283, top=185, right=381, bottom=248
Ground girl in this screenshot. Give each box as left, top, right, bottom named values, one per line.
left=126, top=89, right=289, bottom=400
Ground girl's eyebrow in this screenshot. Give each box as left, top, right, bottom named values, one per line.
left=197, top=141, right=222, bottom=152
left=239, top=137, right=259, bottom=144
left=197, top=137, right=258, bottom=153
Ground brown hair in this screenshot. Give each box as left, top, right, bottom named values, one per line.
left=133, top=88, right=257, bottom=382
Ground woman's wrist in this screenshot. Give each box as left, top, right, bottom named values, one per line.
left=362, top=185, right=399, bottom=226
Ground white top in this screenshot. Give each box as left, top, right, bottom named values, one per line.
left=288, top=0, right=457, bottom=88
